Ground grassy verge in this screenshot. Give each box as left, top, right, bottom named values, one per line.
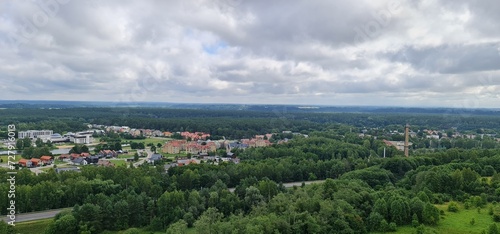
left=108, top=159, right=127, bottom=167
left=125, top=138, right=168, bottom=146
left=14, top=218, right=53, bottom=234
left=375, top=202, right=497, bottom=234
left=0, top=154, right=22, bottom=162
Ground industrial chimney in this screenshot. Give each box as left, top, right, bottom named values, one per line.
left=404, top=124, right=410, bottom=157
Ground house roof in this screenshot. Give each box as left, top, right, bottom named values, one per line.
left=31, top=158, right=41, bottom=162
left=40, top=156, right=52, bottom=160
left=19, top=159, right=29, bottom=163
left=150, top=154, right=162, bottom=160
left=72, top=158, right=85, bottom=163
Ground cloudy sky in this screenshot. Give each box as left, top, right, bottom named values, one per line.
left=1, top=0, right=500, bottom=107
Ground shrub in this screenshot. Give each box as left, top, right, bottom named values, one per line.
left=448, top=202, right=459, bottom=212
left=388, top=222, right=397, bottom=232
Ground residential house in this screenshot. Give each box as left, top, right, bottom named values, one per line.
left=220, top=157, right=240, bottom=164
left=148, top=154, right=163, bottom=164
left=176, top=158, right=199, bottom=167
left=185, top=142, right=217, bottom=154
left=18, top=159, right=32, bottom=167
left=181, top=131, right=210, bottom=141
left=143, top=129, right=153, bottom=136
left=226, top=142, right=249, bottom=151
left=163, top=140, right=187, bottom=154
left=153, top=130, right=164, bottom=137
left=100, top=150, right=118, bottom=158
left=40, top=156, right=53, bottom=165
left=59, top=154, right=71, bottom=162
left=84, top=156, right=99, bottom=164
left=97, top=160, right=114, bottom=167
left=70, top=153, right=81, bottom=160
left=163, top=132, right=173, bottom=137
left=31, top=158, right=41, bottom=167
left=131, top=129, right=142, bottom=136
left=72, top=158, right=88, bottom=166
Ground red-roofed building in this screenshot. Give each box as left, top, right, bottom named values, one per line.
left=180, top=131, right=211, bottom=141
left=97, top=160, right=115, bottom=167
left=100, top=150, right=117, bottom=158
left=18, top=159, right=32, bottom=167
left=163, top=140, right=187, bottom=154
left=185, top=142, right=217, bottom=154
left=30, top=158, right=41, bottom=167
left=40, top=156, right=53, bottom=165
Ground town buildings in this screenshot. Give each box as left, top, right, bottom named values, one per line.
left=18, top=130, right=53, bottom=139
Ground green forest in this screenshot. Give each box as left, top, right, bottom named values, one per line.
left=1, top=107, right=500, bottom=233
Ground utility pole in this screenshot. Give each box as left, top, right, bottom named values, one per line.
left=404, top=124, right=410, bottom=157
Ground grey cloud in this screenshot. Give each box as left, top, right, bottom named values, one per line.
left=0, top=0, right=500, bottom=107
left=384, top=43, right=500, bottom=74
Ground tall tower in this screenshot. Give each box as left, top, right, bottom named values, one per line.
left=404, top=124, right=410, bottom=157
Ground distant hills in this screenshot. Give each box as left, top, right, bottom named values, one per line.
left=0, top=100, right=499, bottom=116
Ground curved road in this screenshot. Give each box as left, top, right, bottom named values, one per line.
left=2, top=180, right=326, bottom=223
left=1, top=208, right=69, bottom=223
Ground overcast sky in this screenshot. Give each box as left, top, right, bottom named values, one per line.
left=1, top=0, right=500, bottom=107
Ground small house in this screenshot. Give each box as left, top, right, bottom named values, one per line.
left=30, top=158, right=41, bottom=167
left=71, top=158, right=88, bottom=166
left=18, top=159, right=32, bottom=168
left=84, top=156, right=99, bottom=164
left=97, top=160, right=114, bottom=167
left=40, top=156, right=53, bottom=165
left=148, top=154, right=163, bottom=164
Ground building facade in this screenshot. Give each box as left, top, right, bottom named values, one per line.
left=18, top=130, right=53, bottom=139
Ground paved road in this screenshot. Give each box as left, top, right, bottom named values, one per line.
left=132, top=149, right=153, bottom=167
left=1, top=208, right=69, bottom=223
left=228, top=180, right=326, bottom=192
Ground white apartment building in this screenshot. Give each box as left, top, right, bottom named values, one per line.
left=18, top=130, right=53, bottom=139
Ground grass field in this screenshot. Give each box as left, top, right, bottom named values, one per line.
left=14, top=218, right=53, bottom=234
left=0, top=154, right=21, bottom=162
left=125, top=137, right=170, bottom=146
left=375, top=202, right=497, bottom=234
left=161, top=153, right=188, bottom=159
left=117, top=150, right=137, bottom=159
left=108, top=159, right=127, bottom=167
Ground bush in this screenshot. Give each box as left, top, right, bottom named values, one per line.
left=388, top=222, right=397, bottom=232
left=448, top=202, right=459, bottom=212
left=465, top=201, right=471, bottom=210
left=380, top=219, right=390, bottom=232
left=412, top=214, right=420, bottom=227
left=123, top=228, right=141, bottom=234
left=492, top=205, right=500, bottom=222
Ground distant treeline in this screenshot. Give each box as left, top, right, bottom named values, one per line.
left=1, top=108, right=500, bottom=136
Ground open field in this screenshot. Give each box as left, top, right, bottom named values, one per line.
left=125, top=137, right=170, bottom=146
left=161, top=153, right=188, bottom=159
left=374, top=202, right=497, bottom=234
left=108, top=159, right=127, bottom=166
left=0, top=154, right=21, bottom=162
left=13, top=218, right=54, bottom=234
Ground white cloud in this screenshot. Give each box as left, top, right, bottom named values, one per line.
left=0, top=0, right=499, bottom=107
